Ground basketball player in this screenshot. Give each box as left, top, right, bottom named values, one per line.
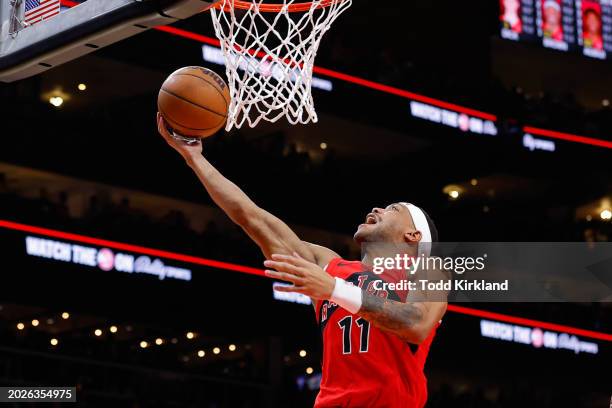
left=501, top=0, right=522, bottom=33
left=157, top=113, right=447, bottom=408
left=583, top=7, right=603, bottom=50
left=543, top=0, right=563, bottom=41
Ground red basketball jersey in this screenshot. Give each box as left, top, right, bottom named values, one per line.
left=314, top=258, right=439, bottom=408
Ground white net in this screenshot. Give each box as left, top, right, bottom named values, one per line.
left=210, top=0, right=352, bottom=130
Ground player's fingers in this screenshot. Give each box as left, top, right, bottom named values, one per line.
left=265, top=270, right=288, bottom=280
left=291, top=252, right=313, bottom=267
left=157, top=113, right=167, bottom=136
left=272, top=283, right=306, bottom=293
left=156, top=113, right=172, bottom=140
left=266, top=270, right=304, bottom=285
left=157, top=112, right=163, bottom=131
left=264, top=260, right=304, bottom=276
left=271, top=253, right=310, bottom=268
left=270, top=269, right=304, bottom=282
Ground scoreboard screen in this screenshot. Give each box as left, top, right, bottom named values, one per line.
left=499, top=0, right=612, bottom=60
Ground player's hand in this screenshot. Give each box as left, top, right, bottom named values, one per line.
left=264, top=253, right=336, bottom=300
left=157, top=112, right=202, bottom=164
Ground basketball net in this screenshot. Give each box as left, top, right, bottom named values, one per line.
left=210, top=0, right=352, bottom=130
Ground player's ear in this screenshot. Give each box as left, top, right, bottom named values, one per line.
left=404, top=230, right=422, bottom=243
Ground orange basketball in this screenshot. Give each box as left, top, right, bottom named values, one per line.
left=158, top=66, right=230, bottom=139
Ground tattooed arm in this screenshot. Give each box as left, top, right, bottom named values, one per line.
left=358, top=265, right=449, bottom=344
left=358, top=297, right=446, bottom=345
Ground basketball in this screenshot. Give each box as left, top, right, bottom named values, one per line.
left=157, top=66, right=230, bottom=139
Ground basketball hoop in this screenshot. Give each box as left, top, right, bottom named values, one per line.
left=209, top=0, right=351, bottom=130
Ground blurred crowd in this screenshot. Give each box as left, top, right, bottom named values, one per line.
left=0, top=160, right=363, bottom=267
left=320, top=38, right=612, bottom=141
left=0, top=178, right=264, bottom=266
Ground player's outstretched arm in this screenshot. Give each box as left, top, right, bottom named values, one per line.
left=157, top=114, right=337, bottom=265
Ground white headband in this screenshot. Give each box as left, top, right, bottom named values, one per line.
left=400, top=202, right=432, bottom=256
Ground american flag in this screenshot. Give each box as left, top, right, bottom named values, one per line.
left=25, top=0, right=61, bottom=26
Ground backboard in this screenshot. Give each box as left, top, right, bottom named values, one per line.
left=0, top=0, right=220, bottom=82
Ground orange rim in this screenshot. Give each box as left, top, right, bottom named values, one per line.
left=213, top=0, right=345, bottom=13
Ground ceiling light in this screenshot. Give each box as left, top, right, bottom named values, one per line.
left=50, top=338, right=59, bottom=346
left=442, top=185, right=463, bottom=200
left=140, top=341, right=149, bottom=349
left=213, top=347, right=220, bottom=355
left=155, top=338, right=163, bottom=346
left=601, top=209, right=612, bottom=221
left=109, top=325, right=118, bottom=333
left=49, top=96, right=63, bottom=107
left=16, top=323, right=25, bottom=330
left=78, top=83, right=87, bottom=91
left=320, top=142, right=328, bottom=150
left=228, top=344, right=236, bottom=352
left=306, top=367, right=314, bottom=375
left=94, top=329, right=102, bottom=337
left=31, top=319, right=39, bottom=327
left=61, top=312, right=70, bottom=319
left=198, top=350, right=205, bottom=358
left=299, top=350, right=307, bottom=357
